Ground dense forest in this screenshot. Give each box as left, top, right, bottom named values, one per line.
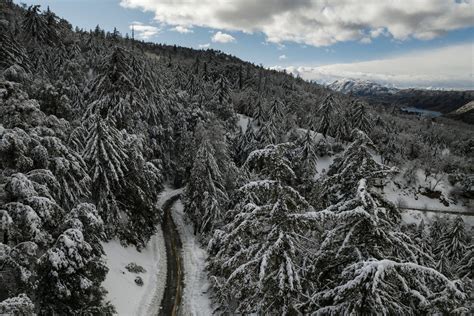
left=0, top=1, right=473, bottom=314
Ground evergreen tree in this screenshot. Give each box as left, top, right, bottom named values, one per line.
left=316, top=130, right=395, bottom=206
left=294, top=130, right=318, bottom=185
left=22, top=5, right=48, bottom=45
left=349, top=99, right=373, bottom=134
left=253, top=98, right=267, bottom=127
left=184, top=138, right=228, bottom=235
left=244, top=143, right=296, bottom=184
left=436, top=216, right=469, bottom=276
left=316, top=94, right=339, bottom=137
left=257, top=120, right=278, bottom=147
left=83, top=115, right=128, bottom=234
left=37, top=229, right=113, bottom=314
left=0, top=24, right=29, bottom=70
left=312, top=258, right=465, bottom=315
left=236, top=120, right=258, bottom=166
left=299, top=180, right=464, bottom=314
left=457, top=245, right=473, bottom=279
left=207, top=180, right=315, bottom=314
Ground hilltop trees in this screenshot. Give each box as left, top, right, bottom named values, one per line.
left=0, top=2, right=472, bottom=314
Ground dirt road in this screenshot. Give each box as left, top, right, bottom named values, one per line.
left=159, top=195, right=183, bottom=316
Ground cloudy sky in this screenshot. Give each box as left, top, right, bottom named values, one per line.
left=19, top=0, right=474, bottom=89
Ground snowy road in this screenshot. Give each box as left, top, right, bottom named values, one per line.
left=400, top=207, right=474, bottom=216
left=159, top=194, right=183, bottom=316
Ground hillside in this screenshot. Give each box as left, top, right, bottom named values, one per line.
left=0, top=1, right=473, bottom=315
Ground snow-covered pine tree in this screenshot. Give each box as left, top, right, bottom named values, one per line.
left=435, top=216, right=469, bottom=276
left=457, top=244, right=473, bottom=279
left=312, top=258, right=466, bottom=315
left=253, top=98, right=267, bottom=127
left=413, top=219, right=431, bottom=254
left=316, top=129, right=395, bottom=207
left=85, top=47, right=154, bottom=131
left=184, top=138, right=228, bottom=235
left=83, top=115, right=128, bottom=234
left=118, top=133, right=162, bottom=248
left=244, top=143, right=296, bottom=184
left=348, top=99, right=372, bottom=134
left=294, top=130, right=318, bottom=186
left=207, top=180, right=317, bottom=314
left=0, top=24, right=29, bottom=71
left=333, top=114, right=351, bottom=142
left=43, top=6, right=60, bottom=45
left=316, top=94, right=340, bottom=138
left=0, top=294, right=35, bottom=315
left=236, top=119, right=258, bottom=166
left=257, top=120, right=278, bottom=147
left=298, top=180, right=465, bottom=314
left=210, top=75, right=236, bottom=125
left=62, top=203, right=105, bottom=256
left=21, top=5, right=48, bottom=45
left=37, top=229, right=113, bottom=314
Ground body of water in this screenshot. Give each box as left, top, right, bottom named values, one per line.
left=401, top=107, right=442, bottom=118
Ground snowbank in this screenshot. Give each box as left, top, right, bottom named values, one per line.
left=171, top=200, right=214, bottom=315
left=102, top=229, right=166, bottom=316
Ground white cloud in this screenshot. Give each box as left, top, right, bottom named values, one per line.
left=120, top=0, right=474, bottom=47
left=211, top=31, right=236, bottom=43
left=274, top=43, right=474, bottom=90
left=171, top=25, right=193, bottom=33
left=278, top=54, right=287, bottom=60
left=129, top=22, right=159, bottom=39
left=199, top=43, right=210, bottom=49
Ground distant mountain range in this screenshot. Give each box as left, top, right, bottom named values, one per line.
left=327, top=79, right=474, bottom=122
left=327, top=79, right=399, bottom=96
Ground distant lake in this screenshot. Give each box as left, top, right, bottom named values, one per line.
left=401, top=107, right=442, bottom=118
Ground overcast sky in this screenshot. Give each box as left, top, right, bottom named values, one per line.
left=18, top=0, right=474, bottom=89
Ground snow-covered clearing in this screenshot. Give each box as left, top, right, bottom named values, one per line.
left=237, top=113, right=251, bottom=133
left=382, top=171, right=468, bottom=213
left=102, top=186, right=183, bottom=315
left=171, top=200, right=214, bottom=315
left=315, top=155, right=335, bottom=179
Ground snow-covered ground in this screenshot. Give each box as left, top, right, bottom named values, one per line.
left=171, top=200, right=214, bottom=315
left=237, top=114, right=251, bottom=133
left=381, top=170, right=468, bottom=213
left=315, top=155, right=335, bottom=179
left=102, top=231, right=166, bottom=316
left=102, top=186, right=183, bottom=315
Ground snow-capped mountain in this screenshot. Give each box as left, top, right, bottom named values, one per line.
left=327, top=78, right=398, bottom=96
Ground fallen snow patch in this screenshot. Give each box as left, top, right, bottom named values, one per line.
left=237, top=113, right=251, bottom=133
left=171, top=200, right=214, bottom=315
left=102, top=230, right=166, bottom=316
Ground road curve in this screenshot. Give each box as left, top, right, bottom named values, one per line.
left=159, top=194, right=183, bottom=316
